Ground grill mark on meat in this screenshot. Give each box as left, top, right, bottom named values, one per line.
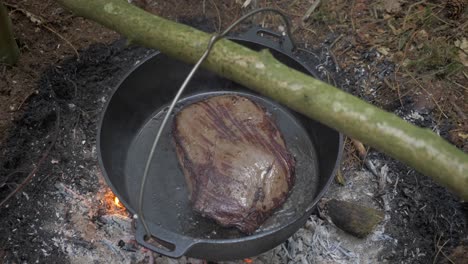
left=242, top=121, right=292, bottom=178
left=198, top=133, right=213, bottom=146
left=214, top=102, right=246, bottom=139
left=199, top=101, right=239, bottom=140
left=215, top=100, right=290, bottom=176
left=217, top=102, right=267, bottom=149
left=173, top=95, right=295, bottom=234
left=199, top=115, right=230, bottom=140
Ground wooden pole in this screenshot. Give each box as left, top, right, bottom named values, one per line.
left=55, top=0, right=468, bottom=200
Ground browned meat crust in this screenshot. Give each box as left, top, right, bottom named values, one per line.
left=173, top=94, right=295, bottom=234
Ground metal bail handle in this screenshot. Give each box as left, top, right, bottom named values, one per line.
left=135, top=219, right=194, bottom=258
left=135, top=7, right=297, bottom=255
left=244, top=26, right=294, bottom=54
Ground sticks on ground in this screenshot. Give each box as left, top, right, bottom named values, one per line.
left=302, top=0, right=321, bottom=22
left=351, top=138, right=380, bottom=178
left=0, top=108, right=60, bottom=209
left=4, top=2, right=80, bottom=59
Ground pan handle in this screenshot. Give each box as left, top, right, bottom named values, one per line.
left=135, top=219, right=194, bottom=258
left=240, top=26, right=296, bottom=55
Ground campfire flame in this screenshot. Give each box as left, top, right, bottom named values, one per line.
left=243, top=258, right=253, bottom=263
left=103, top=189, right=127, bottom=215
left=114, top=196, right=122, bottom=207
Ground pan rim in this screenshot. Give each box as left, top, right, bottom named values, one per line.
left=97, top=37, right=344, bottom=247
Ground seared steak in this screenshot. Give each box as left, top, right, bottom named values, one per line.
left=173, top=94, right=295, bottom=234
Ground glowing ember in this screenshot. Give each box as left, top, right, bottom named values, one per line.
left=243, top=258, right=253, bottom=263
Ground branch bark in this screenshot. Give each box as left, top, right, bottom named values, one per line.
left=55, top=0, right=468, bottom=200
left=0, top=3, right=20, bottom=65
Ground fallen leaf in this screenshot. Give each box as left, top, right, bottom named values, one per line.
left=377, top=46, right=390, bottom=56
left=25, top=11, right=43, bottom=25
left=458, top=132, right=468, bottom=140
left=459, top=52, right=468, bottom=67
left=455, top=38, right=468, bottom=66
left=384, top=0, right=402, bottom=13
left=454, top=38, right=468, bottom=51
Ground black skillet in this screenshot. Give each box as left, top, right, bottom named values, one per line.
left=97, top=26, right=343, bottom=260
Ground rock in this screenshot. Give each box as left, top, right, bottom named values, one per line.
left=327, top=199, right=384, bottom=238
left=442, top=244, right=468, bottom=264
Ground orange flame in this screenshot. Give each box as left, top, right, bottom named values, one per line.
left=103, top=189, right=127, bottom=215
left=244, top=259, right=253, bottom=263
left=114, top=196, right=122, bottom=207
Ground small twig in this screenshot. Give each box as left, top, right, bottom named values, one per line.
left=433, top=238, right=450, bottom=264
left=451, top=102, right=467, bottom=120
left=383, top=77, right=394, bottom=90
left=402, top=29, right=418, bottom=58
left=288, top=0, right=301, bottom=8
left=439, top=250, right=455, bottom=264
left=42, top=24, right=80, bottom=59
left=1, top=169, right=26, bottom=186
left=430, top=13, right=455, bottom=26
left=328, top=34, right=343, bottom=72
left=450, top=80, right=468, bottom=91
left=402, top=0, right=427, bottom=30
left=301, top=26, right=317, bottom=36
left=0, top=108, right=60, bottom=209
left=365, top=159, right=379, bottom=178
left=281, top=244, right=292, bottom=259
left=328, top=49, right=340, bottom=72
left=335, top=167, right=345, bottom=185
left=394, top=66, right=404, bottom=107
left=329, top=34, right=343, bottom=50
left=337, top=45, right=352, bottom=56
left=208, top=0, right=222, bottom=33
left=15, top=89, right=37, bottom=111
left=100, top=239, right=124, bottom=258
left=67, top=237, right=94, bottom=250
left=405, top=70, right=448, bottom=118
left=302, top=0, right=321, bottom=22
left=350, top=0, right=356, bottom=31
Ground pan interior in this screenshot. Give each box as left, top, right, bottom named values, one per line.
left=124, top=91, right=319, bottom=239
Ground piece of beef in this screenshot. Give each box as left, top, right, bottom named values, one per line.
left=173, top=94, right=295, bottom=234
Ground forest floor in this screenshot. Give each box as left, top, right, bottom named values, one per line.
left=0, top=0, right=466, bottom=263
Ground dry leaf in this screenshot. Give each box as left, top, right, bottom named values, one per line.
left=25, top=11, right=43, bottom=25
left=459, top=52, right=468, bottom=67
left=454, top=38, right=468, bottom=51
left=458, top=132, right=468, bottom=140
left=384, top=0, right=402, bottom=13
left=455, top=38, right=468, bottom=66
left=377, top=46, right=390, bottom=56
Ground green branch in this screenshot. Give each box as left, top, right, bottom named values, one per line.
left=55, top=0, right=468, bottom=200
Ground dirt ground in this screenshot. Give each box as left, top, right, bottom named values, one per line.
left=0, top=0, right=467, bottom=263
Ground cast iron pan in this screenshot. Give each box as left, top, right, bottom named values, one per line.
left=97, top=27, right=343, bottom=260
